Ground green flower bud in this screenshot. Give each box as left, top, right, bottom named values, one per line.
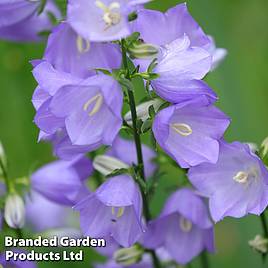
left=114, top=245, right=144, bottom=266
left=128, top=42, right=159, bottom=59
left=0, top=141, right=7, bottom=175
left=259, top=137, right=268, bottom=165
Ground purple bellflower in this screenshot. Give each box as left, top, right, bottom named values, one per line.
left=131, top=3, right=227, bottom=103
left=143, top=188, right=214, bottom=265
left=75, top=175, right=144, bottom=247
left=0, top=1, right=61, bottom=42
left=31, top=156, right=92, bottom=206
left=106, top=136, right=157, bottom=178
left=67, top=0, right=150, bottom=42
left=188, top=141, right=268, bottom=222
left=49, top=74, right=123, bottom=147
left=152, top=96, right=230, bottom=168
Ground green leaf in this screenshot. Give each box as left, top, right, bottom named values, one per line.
left=95, top=68, right=112, bottom=75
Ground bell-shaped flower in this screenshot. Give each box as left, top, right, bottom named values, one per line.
left=49, top=74, right=123, bottom=147
left=132, top=3, right=225, bottom=69
left=143, top=188, right=215, bottom=265
left=152, top=96, right=230, bottom=168
left=151, top=35, right=216, bottom=104
left=0, top=1, right=60, bottom=42
left=75, top=175, right=144, bottom=247
left=188, top=141, right=268, bottom=222
left=67, top=0, right=150, bottom=42
left=106, top=136, right=157, bottom=178
left=31, top=156, right=92, bottom=206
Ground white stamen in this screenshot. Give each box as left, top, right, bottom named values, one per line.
left=76, top=35, right=90, bottom=53
left=95, top=0, right=121, bottom=29
left=83, top=94, right=103, bottom=117
left=111, top=207, right=125, bottom=218
left=172, top=123, right=193, bottom=136
left=180, top=217, right=192, bottom=232
left=233, top=171, right=249, bottom=184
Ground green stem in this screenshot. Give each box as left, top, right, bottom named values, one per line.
left=121, top=39, right=161, bottom=268
left=260, top=212, right=268, bottom=238
left=0, top=158, right=13, bottom=193
left=200, top=251, right=210, bottom=268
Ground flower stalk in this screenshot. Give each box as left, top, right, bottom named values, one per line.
left=121, top=38, right=162, bottom=268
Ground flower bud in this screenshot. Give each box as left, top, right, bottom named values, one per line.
left=249, top=234, right=268, bottom=254
left=124, top=98, right=164, bottom=125
left=128, top=42, right=159, bottom=59
left=260, top=137, right=268, bottom=165
left=114, top=245, right=144, bottom=266
left=0, top=141, right=7, bottom=175
left=4, top=194, right=25, bottom=229
left=93, top=155, right=129, bottom=176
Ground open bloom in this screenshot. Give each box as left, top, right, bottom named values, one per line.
left=132, top=3, right=225, bottom=69
left=75, top=175, right=143, bottom=247
left=188, top=141, right=268, bottom=222
left=0, top=1, right=60, bottom=42
left=151, top=35, right=215, bottom=104
left=67, top=0, right=150, bottom=42
left=106, top=136, right=157, bottom=178
left=131, top=3, right=227, bottom=103
left=31, top=156, right=92, bottom=206
left=152, top=96, right=230, bottom=168
left=48, top=74, right=123, bottom=147
left=143, top=188, right=214, bottom=265
left=32, top=22, right=122, bottom=157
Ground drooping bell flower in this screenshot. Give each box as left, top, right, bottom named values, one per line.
left=0, top=1, right=61, bottom=42
left=31, top=156, right=92, bottom=206
left=143, top=188, right=215, bottom=265
left=106, top=136, right=157, bottom=178
left=75, top=175, right=144, bottom=247
left=132, top=3, right=225, bottom=69
left=152, top=96, right=230, bottom=168
left=67, top=0, right=150, bottom=42
left=49, top=74, right=123, bottom=147
left=188, top=141, right=268, bottom=222
left=0, top=183, right=5, bottom=230
left=151, top=35, right=215, bottom=104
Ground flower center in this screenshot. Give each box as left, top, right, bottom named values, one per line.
left=172, top=123, right=192, bottom=136
left=111, top=207, right=125, bottom=218
left=83, top=94, right=103, bottom=117
left=95, top=1, right=121, bottom=28
left=179, top=217, right=192, bottom=232
left=233, top=171, right=249, bottom=184
left=76, top=35, right=90, bottom=53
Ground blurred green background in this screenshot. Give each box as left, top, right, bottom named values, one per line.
left=1, top=0, right=268, bottom=267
